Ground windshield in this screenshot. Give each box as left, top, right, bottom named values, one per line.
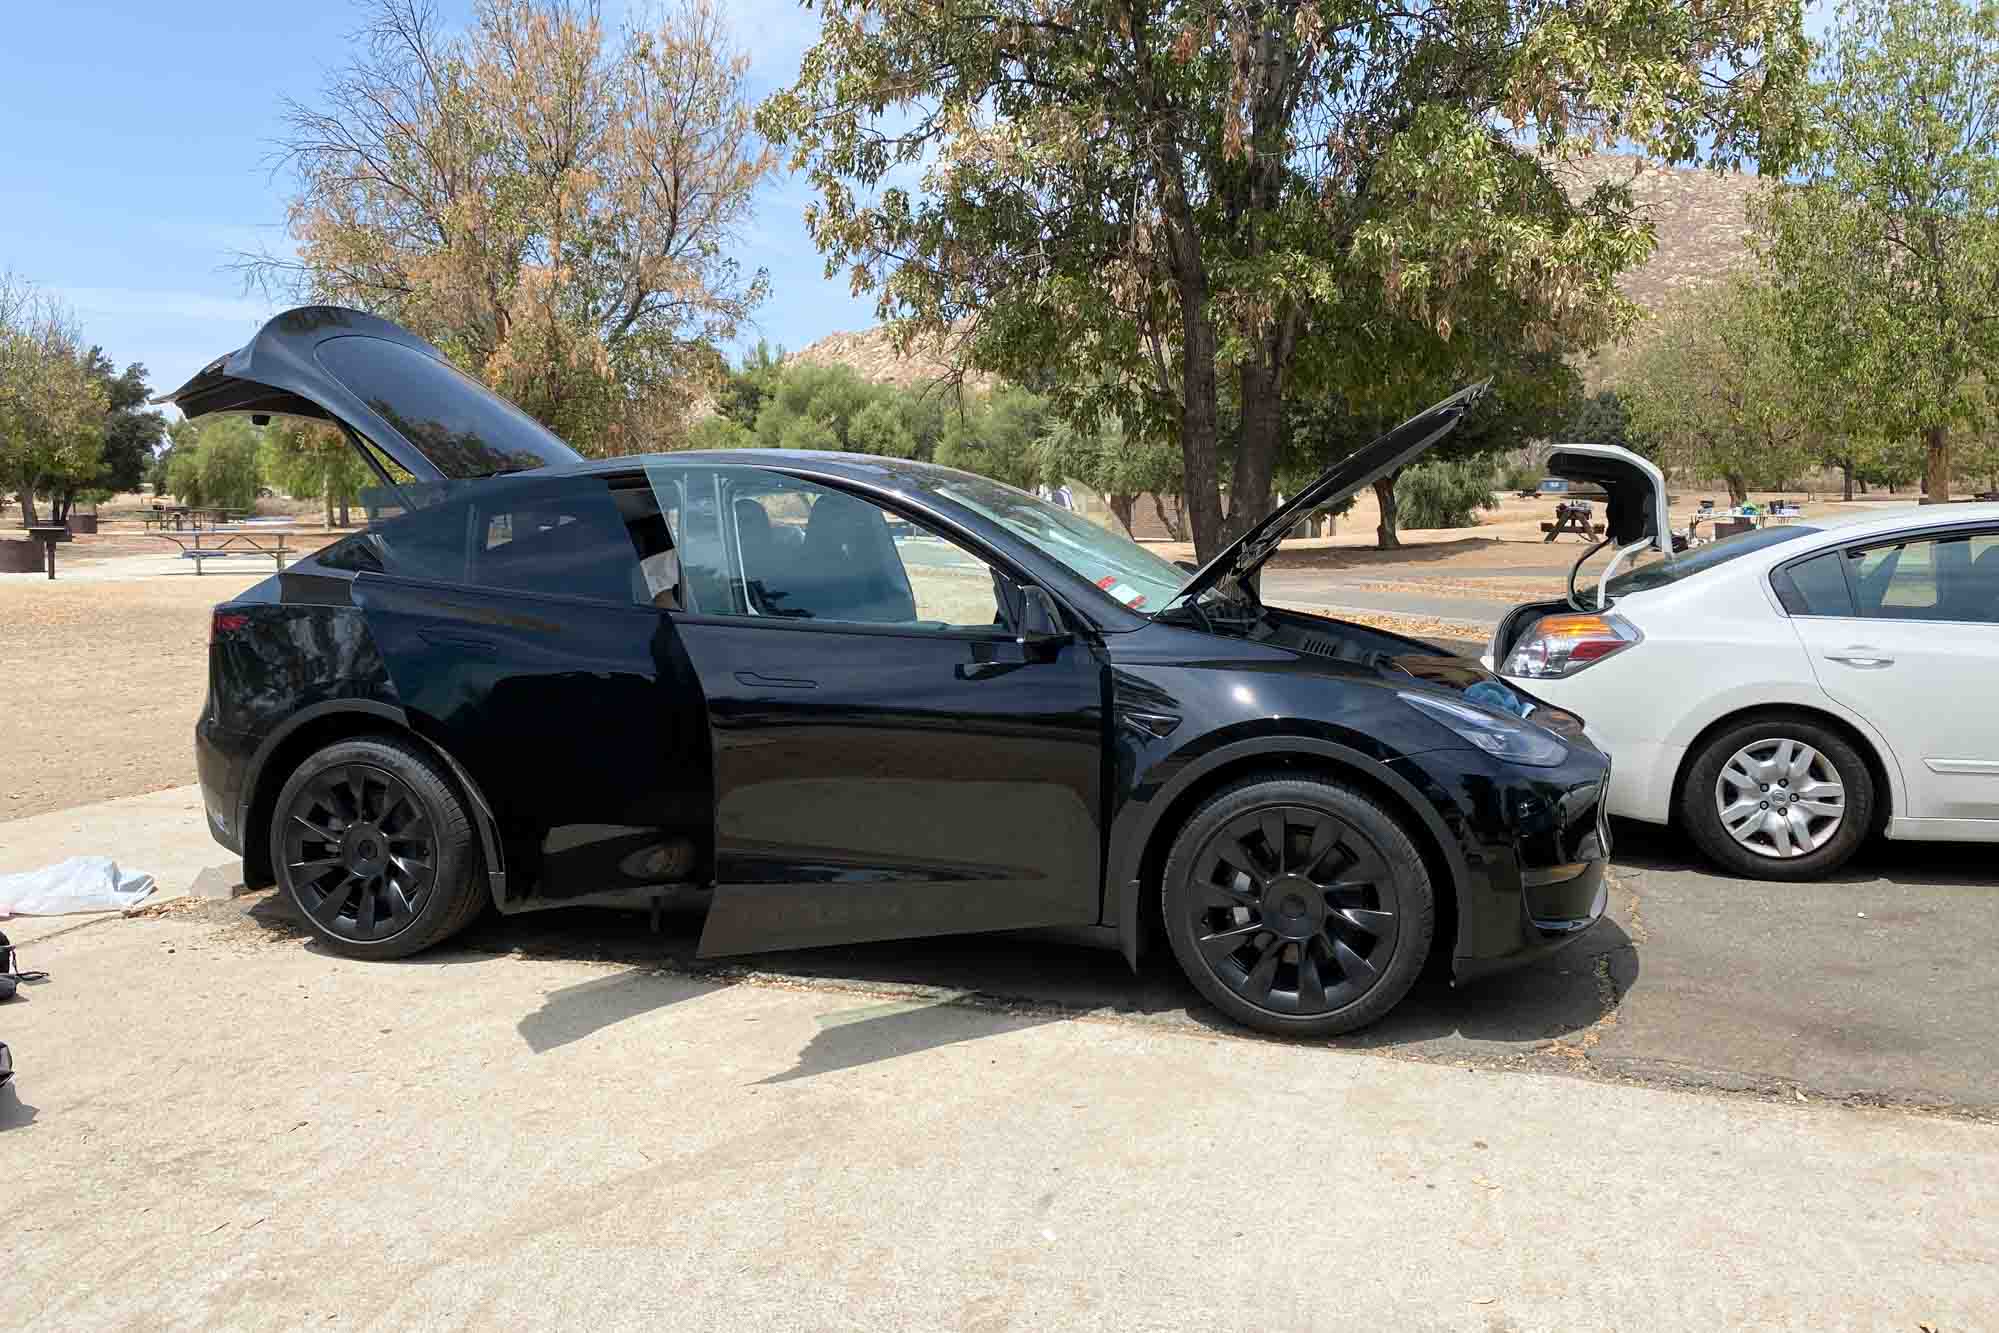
left=1600, top=524, right=1820, bottom=603
left=927, top=473, right=1189, bottom=612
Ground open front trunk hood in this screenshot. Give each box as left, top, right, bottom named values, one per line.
left=155, top=306, right=584, bottom=483
left=1174, top=380, right=1491, bottom=604
left=1542, top=442, right=1672, bottom=558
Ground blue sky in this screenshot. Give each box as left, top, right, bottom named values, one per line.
left=0, top=2, right=1834, bottom=402
left=0, top=0, right=872, bottom=400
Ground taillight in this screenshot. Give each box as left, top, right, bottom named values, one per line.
left=211, top=610, right=250, bottom=642
left=1500, top=613, right=1640, bottom=679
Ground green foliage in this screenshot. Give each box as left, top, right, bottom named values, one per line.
left=684, top=415, right=755, bottom=450
left=847, top=398, right=919, bottom=458
left=1035, top=417, right=1183, bottom=533
left=1567, top=389, right=1652, bottom=458
left=1499, top=456, right=1544, bottom=493
left=935, top=387, right=1052, bottom=491
left=1757, top=0, right=1999, bottom=498
left=79, top=347, right=164, bottom=496
left=195, top=418, right=264, bottom=511
left=1397, top=459, right=1500, bottom=530
left=164, top=438, right=205, bottom=507
left=1620, top=279, right=1815, bottom=504
left=716, top=340, right=786, bottom=428
left=0, top=277, right=107, bottom=523
left=760, top=0, right=1809, bottom=555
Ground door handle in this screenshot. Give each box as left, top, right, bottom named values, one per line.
left=1825, top=647, right=1894, bottom=669
left=734, top=670, right=816, bottom=689
left=955, top=660, right=1020, bottom=681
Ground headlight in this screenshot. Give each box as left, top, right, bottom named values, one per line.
left=1399, top=690, right=1570, bottom=766
left=1499, top=613, right=1641, bottom=679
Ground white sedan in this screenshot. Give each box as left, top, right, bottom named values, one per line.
left=1486, top=447, right=1999, bottom=879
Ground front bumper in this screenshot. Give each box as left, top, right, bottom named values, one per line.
left=1390, top=741, right=1613, bottom=985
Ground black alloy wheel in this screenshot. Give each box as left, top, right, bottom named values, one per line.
left=271, top=736, right=484, bottom=959
left=1162, top=776, right=1434, bottom=1037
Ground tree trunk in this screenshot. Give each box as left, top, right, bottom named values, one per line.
left=1228, top=362, right=1283, bottom=546
left=323, top=463, right=336, bottom=528
left=338, top=498, right=351, bottom=527
left=1724, top=473, right=1748, bottom=506
left=1107, top=493, right=1136, bottom=537
left=1176, top=291, right=1225, bottom=562
left=16, top=490, right=38, bottom=526
left=1842, top=459, right=1854, bottom=502
left=1372, top=473, right=1401, bottom=550
left=1150, top=493, right=1183, bottom=541
left=1923, top=423, right=1950, bottom=502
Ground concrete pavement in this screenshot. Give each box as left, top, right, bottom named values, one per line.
left=4, top=911, right=1996, bottom=1331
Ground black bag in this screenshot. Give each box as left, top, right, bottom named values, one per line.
left=0, top=928, right=48, bottom=1003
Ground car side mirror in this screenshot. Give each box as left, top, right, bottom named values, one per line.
left=1015, top=585, right=1069, bottom=642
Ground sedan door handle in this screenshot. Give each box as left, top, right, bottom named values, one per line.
left=1825, top=647, right=1894, bottom=669
left=734, top=670, right=816, bottom=690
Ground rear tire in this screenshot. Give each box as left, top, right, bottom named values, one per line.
left=1161, top=775, right=1434, bottom=1038
left=269, top=735, right=484, bottom=960
left=1678, top=713, right=1873, bottom=881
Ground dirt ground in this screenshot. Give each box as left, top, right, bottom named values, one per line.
left=0, top=512, right=347, bottom=820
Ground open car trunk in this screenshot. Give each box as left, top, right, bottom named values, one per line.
left=155, top=306, right=584, bottom=487
left=1490, top=442, right=1674, bottom=663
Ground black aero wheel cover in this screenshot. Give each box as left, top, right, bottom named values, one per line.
left=281, top=761, right=439, bottom=943
left=1182, top=802, right=1403, bottom=1017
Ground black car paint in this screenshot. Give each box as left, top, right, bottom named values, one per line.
left=198, top=453, right=1609, bottom=986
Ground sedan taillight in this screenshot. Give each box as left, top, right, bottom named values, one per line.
left=211, top=610, right=249, bottom=642
left=1500, top=613, right=1640, bottom=680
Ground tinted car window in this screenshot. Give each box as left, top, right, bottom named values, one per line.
left=1775, top=551, right=1854, bottom=616
left=316, top=336, right=580, bottom=477
left=1598, top=524, right=1819, bottom=605
left=1849, top=530, right=1999, bottom=624
left=471, top=477, right=657, bottom=605
left=656, top=467, right=1005, bottom=630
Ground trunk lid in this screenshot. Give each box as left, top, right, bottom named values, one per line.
left=155, top=306, right=584, bottom=483
left=1172, top=380, right=1491, bottom=605
left=1542, top=442, right=1672, bottom=557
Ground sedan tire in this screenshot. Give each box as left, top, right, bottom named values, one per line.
left=1678, top=713, right=1874, bottom=881
left=270, top=736, right=485, bottom=960
left=1162, top=775, right=1434, bottom=1037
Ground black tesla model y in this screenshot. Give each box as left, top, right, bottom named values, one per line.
left=166, top=307, right=1611, bottom=1037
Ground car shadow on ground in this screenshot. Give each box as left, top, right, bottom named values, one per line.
left=242, top=887, right=1638, bottom=1079
left=1609, top=817, right=1996, bottom=888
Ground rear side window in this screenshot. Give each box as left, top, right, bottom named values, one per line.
left=316, top=336, right=581, bottom=477
left=1847, top=530, right=1999, bottom=624
left=325, top=475, right=670, bottom=606
left=1774, top=551, right=1854, bottom=617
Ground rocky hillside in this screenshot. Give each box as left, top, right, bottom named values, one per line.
left=788, top=325, right=994, bottom=392
left=792, top=155, right=1758, bottom=391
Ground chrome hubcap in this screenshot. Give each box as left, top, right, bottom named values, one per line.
left=1714, top=739, right=1846, bottom=859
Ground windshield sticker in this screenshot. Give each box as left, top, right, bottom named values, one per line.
left=1096, top=575, right=1148, bottom=608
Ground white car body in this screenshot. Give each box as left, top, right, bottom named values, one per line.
left=1487, top=503, right=1999, bottom=845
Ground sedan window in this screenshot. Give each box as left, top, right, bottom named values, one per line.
left=1774, top=551, right=1855, bottom=617
left=1847, top=530, right=1999, bottom=624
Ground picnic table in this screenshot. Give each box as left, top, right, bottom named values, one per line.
left=1541, top=500, right=1604, bottom=543
left=150, top=525, right=314, bottom=573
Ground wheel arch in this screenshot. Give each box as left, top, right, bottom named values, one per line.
left=1111, top=738, right=1468, bottom=973
left=1669, top=702, right=1894, bottom=833
left=239, top=700, right=507, bottom=901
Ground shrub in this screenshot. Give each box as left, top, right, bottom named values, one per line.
left=1398, top=459, right=1499, bottom=530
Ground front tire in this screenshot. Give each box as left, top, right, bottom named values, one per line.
left=269, top=735, right=484, bottom=960
left=1678, top=714, right=1873, bottom=880
left=1161, top=776, right=1434, bottom=1038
